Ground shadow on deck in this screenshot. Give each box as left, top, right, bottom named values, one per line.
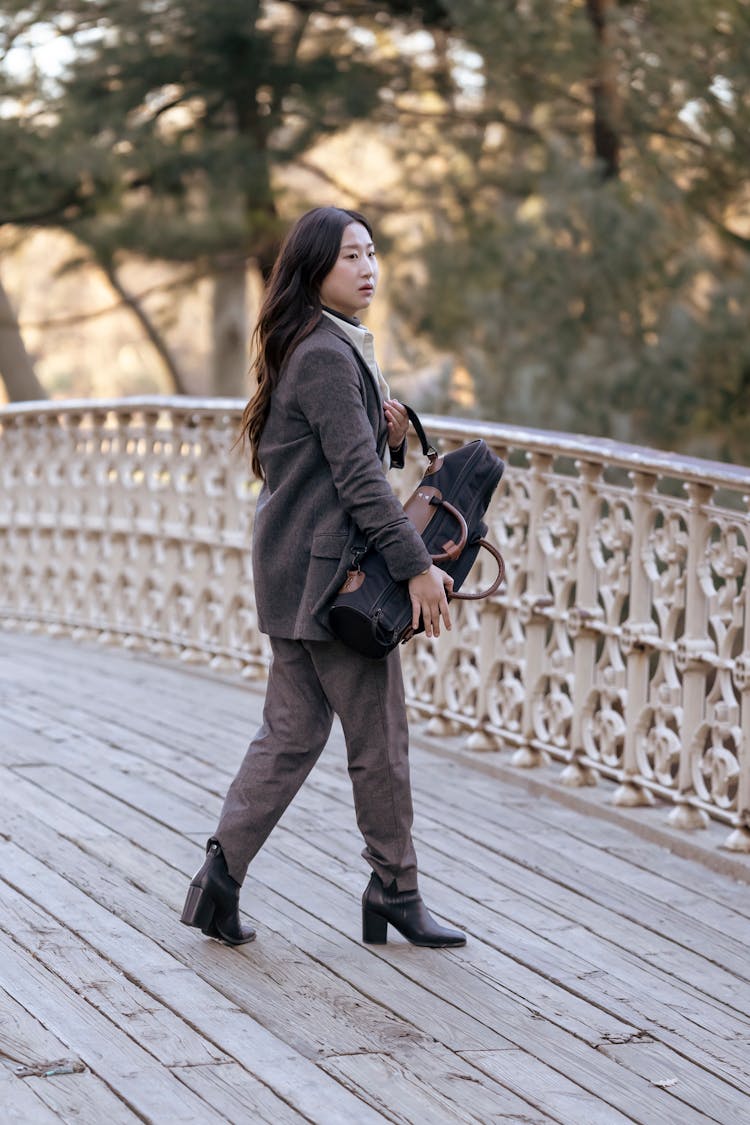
left=1, top=632, right=749, bottom=1124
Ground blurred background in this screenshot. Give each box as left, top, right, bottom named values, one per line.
left=1, top=1, right=749, bottom=462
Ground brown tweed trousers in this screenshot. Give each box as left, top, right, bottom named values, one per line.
left=214, top=316, right=431, bottom=892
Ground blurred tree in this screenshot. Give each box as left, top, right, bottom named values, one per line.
left=0, top=0, right=426, bottom=396
left=0, top=277, right=46, bottom=400
left=389, top=0, right=750, bottom=461
left=0, top=1, right=143, bottom=400
left=0, top=3, right=65, bottom=400
left=3, top=0, right=749, bottom=459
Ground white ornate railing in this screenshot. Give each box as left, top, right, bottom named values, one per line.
left=2, top=397, right=749, bottom=852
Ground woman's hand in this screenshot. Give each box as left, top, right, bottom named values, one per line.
left=384, top=398, right=409, bottom=449
left=407, top=565, right=453, bottom=638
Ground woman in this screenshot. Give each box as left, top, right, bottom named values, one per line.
left=180, top=206, right=465, bottom=948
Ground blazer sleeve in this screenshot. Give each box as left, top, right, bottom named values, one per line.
left=295, top=345, right=431, bottom=581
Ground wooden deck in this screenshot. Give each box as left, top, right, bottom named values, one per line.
left=1, top=633, right=749, bottom=1125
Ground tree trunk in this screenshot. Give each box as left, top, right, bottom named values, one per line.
left=0, top=276, right=47, bottom=402
left=211, top=258, right=249, bottom=397
left=586, top=0, right=621, bottom=178
left=103, top=262, right=191, bottom=395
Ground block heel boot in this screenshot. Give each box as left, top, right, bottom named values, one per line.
left=361, top=872, right=466, bottom=948
left=180, top=839, right=256, bottom=946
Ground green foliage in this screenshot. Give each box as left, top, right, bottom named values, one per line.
left=391, top=0, right=750, bottom=462
left=1, top=1, right=401, bottom=268
left=3, top=0, right=750, bottom=458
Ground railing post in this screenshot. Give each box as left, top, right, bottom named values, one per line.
left=724, top=564, right=750, bottom=852
left=561, top=460, right=601, bottom=787
left=465, top=594, right=506, bottom=750
left=465, top=440, right=512, bottom=751
left=614, top=470, right=658, bottom=808
left=668, top=481, right=713, bottom=830
left=513, top=452, right=552, bottom=768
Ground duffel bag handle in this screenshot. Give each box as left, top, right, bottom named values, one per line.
left=428, top=497, right=468, bottom=562
left=403, top=403, right=505, bottom=597
left=448, top=538, right=505, bottom=601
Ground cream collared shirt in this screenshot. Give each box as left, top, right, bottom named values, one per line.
left=321, top=308, right=391, bottom=400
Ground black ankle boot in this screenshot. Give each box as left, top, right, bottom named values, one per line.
left=180, top=839, right=255, bottom=946
left=361, top=873, right=466, bottom=947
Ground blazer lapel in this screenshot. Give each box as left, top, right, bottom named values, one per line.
left=318, top=318, right=389, bottom=458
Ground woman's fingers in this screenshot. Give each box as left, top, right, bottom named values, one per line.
left=385, top=399, right=409, bottom=446
left=407, top=566, right=453, bottom=637
left=424, top=595, right=440, bottom=638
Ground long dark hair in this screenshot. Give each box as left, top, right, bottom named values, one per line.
left=239, top=206, right=373, bottom=479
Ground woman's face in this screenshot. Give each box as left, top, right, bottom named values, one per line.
left=319, top=221, right=379, bottom=319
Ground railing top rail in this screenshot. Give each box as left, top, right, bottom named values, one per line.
left=2, top=394, right=749, bottom=492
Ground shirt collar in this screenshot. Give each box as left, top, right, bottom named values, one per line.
left=321, top=305, right=360, bottom=327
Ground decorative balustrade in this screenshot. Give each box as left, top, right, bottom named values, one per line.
left=1, top=396, right=749, bottom=853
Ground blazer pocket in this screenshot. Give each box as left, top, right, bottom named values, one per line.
left=311, top=532, right=348, bottom=559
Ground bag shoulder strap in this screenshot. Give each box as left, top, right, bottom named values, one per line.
left=404, top=405, right=439, bottom=465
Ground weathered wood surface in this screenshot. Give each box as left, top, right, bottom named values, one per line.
left=0, top=632, right=748, bottom=1125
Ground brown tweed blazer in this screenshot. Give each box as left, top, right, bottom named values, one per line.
left=251, top=316, right=431, bottom=640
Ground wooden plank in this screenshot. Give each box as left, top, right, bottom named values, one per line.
left=599, top=1039, right=750, bottom=1122
left=446, top=767, right=750, bottom=940
left=256, top=838, right=637, bottom=1049
left=5, top=749, right=623, bottom=1051
left=2, top=634, right=746, bottom=1125
left=459, top=1048, right=649, bottom=1125
left=17, top=637, right=750, bottom=931
left=0, top=828, right=392, bottom=1124
left=278, top=765, right=750, bottom=1021
left=443, top=759, right=750, bottom=912
left=410, top=815, right=750, bottom=1019
left=279, top=789, right=750, bottom=1088
left=0, top=789, right=549, bottom=1124
left=239, top=835, right=716, bottom=1125
left=0, top=789, right=431, bottom=1061
left=171, top=1063, right=307, bottom=1125
left=0, top=751, right=532, bottom=1057
left=1, top=792, right=503, bottom=1125
left=591, top=840, right=750, bottom=929
left=296, top=763, right=750, bottom=1021
left=0, top=877, right=229, bottom=1070
left=1, top=983, right=83, bottom=1072
left=0, top=763, right=637, bottom=1123
left=320, top=1048, right=555, bottom=1125
left=0, top=931, right=228, bottom=1124
left=13, top=670, right=746, bottom=1017
left=5, top=706, right=750, bottom=1102
left=264, top=809, right=750, bottom=1098
left=0, top=1059, right=63, bottom=1125
left=248, top=847, right=661, bottom=1124
left=13, top=636, right=747, bottom=941
left=305, top=755, right=750, bottom=983
left=0, top=986, right=141, bottom=1124
left=0, top=692, right=216, bottom=784
left=264, top=828, right=750, bottom=1116
left=36, top=688, right=750, bottom=1057
left=5, top=739, right=215, bottom=833
left=2, top=765, right=638, bottom=1125
left=0, top=646, right=256, bottom=759
left=408, top=797, right=750, bottom=1008
left=7, top=702, right=750, bottom=1080
left=0, top=765, right=638, bottom=1125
